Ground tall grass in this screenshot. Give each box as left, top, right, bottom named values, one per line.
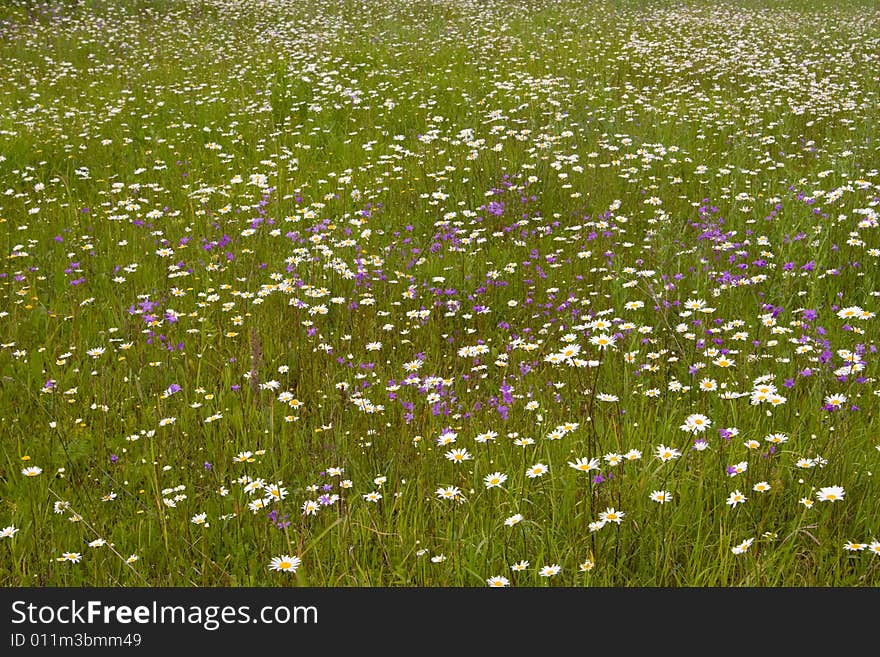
left=0, top=0, right=878, bottom=586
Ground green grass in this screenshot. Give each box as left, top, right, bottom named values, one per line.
left=0, top=0, right=878, bottom=587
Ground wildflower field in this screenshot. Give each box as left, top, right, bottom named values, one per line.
left=1, top=0, right=879, bottom=587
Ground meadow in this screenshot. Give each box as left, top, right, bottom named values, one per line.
left=0, top=0, right=878, bottom=586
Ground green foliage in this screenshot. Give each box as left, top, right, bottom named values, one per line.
left=0, top=0, right=878, bottom=587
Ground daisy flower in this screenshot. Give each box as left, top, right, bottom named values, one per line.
left=604, top=452, right=623, bottom=466
left=836, top=306, right=863, bottom=320
left=474, top=431, right=498, bottom=443
left=483, top=472, right=508, bottom=488
left=1, top=525, right=19, bottom=538
left=680, top=414, right=712, bottom=434
left=538, top=564, right=561, bottom=577
left=445, top=448, right=473, bottom=463
left=504, top=513, right=523, bottom=527
left=436, top=430, right=457, bottom=445
left=263, top=482, right=288, bottom=502
left=525, top=463, right=548, bottom=478
left=486, top=576, right=510, bottom=587
left=699, top=378, right=717, bottom=392
left=731, top=538, right=754, bottom=555
left=816, top=486, right=845, bottom=502
left=824, top=394, right=846, bottom=409
left=436, top=486, right=465, bottom=502
left=655, top=444, right=681, bottom=462
left=649, top=490, right=672, bottom=504
left=589, top=334, right=616, bottom=350
left=726, top=490, right=747, bottom=508
left=568, top=457, right=600, bottom=472
left=268, top=555, right=301, bottom=573
left=243, top=478, right=265, bottom=494
left=598, top=508, right=625, bottom=524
